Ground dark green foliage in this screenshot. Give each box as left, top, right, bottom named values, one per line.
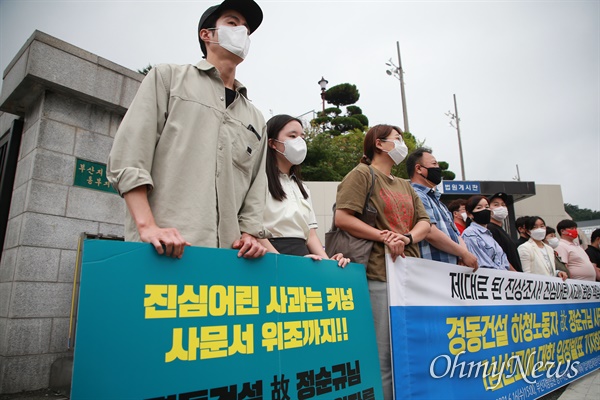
left=438, top=160, right=455, bottom=181
left=303, top=130, right=365, bottom=181
left=137, top=64, right=153, bottom=75
left=442, top=170, right=456, bottom=180
left=312, top=116, right=331, bottom=126
left=322, top=107, right=342, bottom=116
left=332, top=116, right=364, bottom=132
left=346, top=105, right=363, bottom=116
left=352, top=114, right=369, bottom=127
left=564, top=203, right=600, bottom=221
left=324, top=83, right=360, bottom=107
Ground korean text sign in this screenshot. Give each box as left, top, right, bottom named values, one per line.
left=71, top=240, right=383, bottom=400
left=387, top=256, right=600, bottom=400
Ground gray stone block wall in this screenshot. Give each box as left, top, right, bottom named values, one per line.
left=0, top=31, right=140, bottom=394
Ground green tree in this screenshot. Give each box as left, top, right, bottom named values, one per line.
left=324, top=83, right=360, bottom=108
left=304, top=81, right=428, bottom=181
left=564, top=203, right=600, bottom=221
left=302, top=127, right=421, bottom=181
left=438, top=161, right=456, bottom=181
left=302, top=129, right=365, bottom=181
left=137, top=64, right=153, bottom=75
left=312, top=83, right=368, bottom=136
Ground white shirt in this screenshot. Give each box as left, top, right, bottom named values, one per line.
left=264, top=174, right=318, bottom=241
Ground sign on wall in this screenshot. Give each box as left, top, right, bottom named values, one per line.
left=387, top=256, right=600, bottom=400
left=71, top=240, right=383, bottom=400
left=73, top=158, right=117, bottom=194
left=441, top=181, right=481, bottom=194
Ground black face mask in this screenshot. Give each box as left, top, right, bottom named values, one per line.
left=423, top=166, right=443, bottom=185
left=472, top=209, right=491, bottom=225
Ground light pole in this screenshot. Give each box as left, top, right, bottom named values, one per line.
left=318, top=77, right=328, bottom=113
left=385, top=41, right=409, bottom=133
left=445, top=94, right=466, bottom=181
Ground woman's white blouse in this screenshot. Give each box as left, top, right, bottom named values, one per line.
left=264, top=174, right=318, bottom=241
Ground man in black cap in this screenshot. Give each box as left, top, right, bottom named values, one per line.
left=487, top=192, right=522, bottom=272
left=108, top=0, right=268, bottom=259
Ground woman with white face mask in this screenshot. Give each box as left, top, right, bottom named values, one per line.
left=518, top=217, right=568, bottom=280
left=333, top=124, right=431, bottom=400
left=260, top=114, right=350, bottom=267
left=544, top=227, right=570, bottom=278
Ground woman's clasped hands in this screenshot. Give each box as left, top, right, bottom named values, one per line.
left=380, top=230, right=409, bottom=261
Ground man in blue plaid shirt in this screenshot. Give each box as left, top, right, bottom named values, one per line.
left=407, top=147, right=478, bottom=270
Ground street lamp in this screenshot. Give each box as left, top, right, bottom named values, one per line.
left=385, top=41, right=409, bottom=133
left=445, top=94, right=466, bottom=181
left=318, top=76, right=328, bottom=113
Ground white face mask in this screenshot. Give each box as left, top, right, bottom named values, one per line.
left=382, top=139, right=408, bottom=165
left=211, top=25, right=250, bottom=59
left=275, top=137, right=307, bottom=165
left=491, top=206, right=508, bottom=221
left=460, top=212, right=468, bottom=222
left=547, top=237, right=560, bottom=249
left=530, top=228, right=547, bottom=241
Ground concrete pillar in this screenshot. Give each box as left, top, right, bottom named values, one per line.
left=0, top=30, right=141, bottom=394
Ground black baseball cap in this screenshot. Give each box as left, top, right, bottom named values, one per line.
left=198, top=0, right=263, bottom=55
left=488, top=192, right=510, bottom=204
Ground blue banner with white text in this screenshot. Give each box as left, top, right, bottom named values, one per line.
left=387, top=256, right=600, bottom=400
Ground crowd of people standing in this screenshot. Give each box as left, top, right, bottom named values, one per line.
left=105, top=2, right=599, bottom=399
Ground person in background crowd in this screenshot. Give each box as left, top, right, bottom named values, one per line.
left=585, top=228, right=600, bottom=281
left=577, top=228, right=590, bottom=250
left=555, top=220, right=596, bottom=281
left=518, top=216, right=568, bottom=280
left=334, top=124, right=431, bottom=400
left=448, top=199, right=468, bottom=235
left=544, top=227, right=570, bottom=278
left=107, top=0, right=268, bottom=259
left=515, top=216, right=530, bottom=247
left=406, top=147, right=478, bottom=270
left=486, top=192, right=523, bottom=272
left=259, top=114, right=349, bottom=267
left=461, top=195, right=510, bottom=271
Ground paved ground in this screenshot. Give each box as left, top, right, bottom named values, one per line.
left=0, top=369, right=597, bottom=399
left=0, top=389, right=67, bottom=400
left=557, top=368, right=600, bottom=400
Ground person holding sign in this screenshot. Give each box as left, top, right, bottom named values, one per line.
left=108, top=0, right=268, bottom=259
left=461, top=195, right=511, bottom=271
left=518, top=216, right=568, bottom=280
left=334, top=124, right=431, bottom=400
left=259, top=114, right=350, bottom=267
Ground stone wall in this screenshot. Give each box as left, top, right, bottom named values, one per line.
left=0, top=31, right=140, bottom=394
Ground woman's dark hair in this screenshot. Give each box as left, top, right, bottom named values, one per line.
left=465, top=195, right=488, bottom=214
left=361, top=124, right=403, bottom=165
left=524, top=216, right=545, bottom=231
left=266, top=114, right=308, bottom=201
left=546, top=226, right=556, bottom=235
left=464, top=195, right=488, bottom=227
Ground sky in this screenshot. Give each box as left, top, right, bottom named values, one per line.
left=1, top=0, right=599, bottom=211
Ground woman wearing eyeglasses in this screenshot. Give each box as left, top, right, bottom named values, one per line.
left=334, top=124, right=430, bottom=400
